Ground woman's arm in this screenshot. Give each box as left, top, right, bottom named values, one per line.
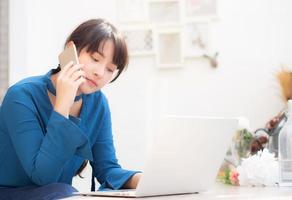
left=2, top=85, right=92, bottom=185
left=91, top=94, right=141, bottom=190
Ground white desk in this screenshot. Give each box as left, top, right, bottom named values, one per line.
left=66, top=183, right=292, bottom=200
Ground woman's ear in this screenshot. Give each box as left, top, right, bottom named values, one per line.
left=66, top=41, right=74, bottom=48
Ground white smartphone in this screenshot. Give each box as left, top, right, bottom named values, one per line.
left=58, top=43, right=79, bottom=68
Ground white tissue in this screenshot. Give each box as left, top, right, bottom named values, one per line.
left=236, top=148, right=279, bottom=186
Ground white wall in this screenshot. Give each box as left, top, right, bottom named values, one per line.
left=9, top=0, right=292, bottom=192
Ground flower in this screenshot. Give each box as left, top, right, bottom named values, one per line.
left=229, top=170, right=239, bottom=186
left=218, top=127, right=253, bottom=186
left=218, top=148, right=278, bottom=186
left=238, top=117, right=250, bottom=131
left=217, top=165, right=239, bottom=186
left=236, top=148, right=278, bottom=186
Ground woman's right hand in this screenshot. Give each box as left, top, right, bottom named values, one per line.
left=54, top=61, right=85, bottom=118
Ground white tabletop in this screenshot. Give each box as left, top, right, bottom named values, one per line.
left=66, top=183, right=292, bottom=200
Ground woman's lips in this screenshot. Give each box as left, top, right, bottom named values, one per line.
left=85, top=78, right=98, bottom=87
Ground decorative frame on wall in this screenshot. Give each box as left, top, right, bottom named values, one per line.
left=184, top=0, right=217, bottom=20
left=117, top=0, right=148, bottom=23
left=116, top=0, right=217, bottom=69
left=148, top=0, right=181, bottom=25
left=122, top=25, right=155, bottom=56
left=155, top=28, right=182, bottom=69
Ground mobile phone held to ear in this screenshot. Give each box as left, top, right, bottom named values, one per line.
left=58, top=42, right=79, bottom=68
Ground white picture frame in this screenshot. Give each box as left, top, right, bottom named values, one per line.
left=184, top=0, right=217, bottom=19
left=148, top=0, right=180, bottom=25
left=122, top=25, right=154, bottom=56
left=155, top=28, right=183, bottom=68
left=117, top=0, right=148, bottom=23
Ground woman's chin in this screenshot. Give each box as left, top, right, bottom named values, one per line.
left=78, top=84, right=99, bottom=94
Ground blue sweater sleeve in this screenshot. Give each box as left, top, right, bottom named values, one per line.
left=91, top=96, right=138, bottom=190
left=1, top=85, right=93, bottom=185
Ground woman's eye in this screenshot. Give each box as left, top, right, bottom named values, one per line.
left=107, top=68, right=114, bottom=73
left=92, top=56, right=99, bottom=62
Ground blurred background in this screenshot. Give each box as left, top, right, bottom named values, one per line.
left=1, top=0, right=292, bottom=191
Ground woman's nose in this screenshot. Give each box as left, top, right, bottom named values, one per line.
left=94, top=65, right=105, bottom=77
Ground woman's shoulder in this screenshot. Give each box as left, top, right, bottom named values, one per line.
left=90, top=90, right=108, bottom=103
left=13, top=74, right=46, bottom=87
left=5, top=74, right=46, bottom=100
left=86, top=90, right=110, bottom=113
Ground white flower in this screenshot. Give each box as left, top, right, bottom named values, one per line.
left=237, top=116, right=250, bottom=130
left=236, top=148, right=279, bottom=186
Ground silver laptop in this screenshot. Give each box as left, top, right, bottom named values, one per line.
left=81, top=116, right=238, bottom=198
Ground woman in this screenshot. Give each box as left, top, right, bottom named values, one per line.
left=0, top=19, right=141, bottom=199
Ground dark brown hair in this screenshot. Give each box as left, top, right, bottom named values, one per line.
left=75, top=160, right=88, bottom=178
left=66, top=19, right=128, bottom=177
left=55, top=18, right=129, bottom=83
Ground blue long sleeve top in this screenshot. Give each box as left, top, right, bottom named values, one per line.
left=0, top=70, right=137, bottom=190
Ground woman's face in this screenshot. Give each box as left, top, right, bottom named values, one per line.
left=77, top=39, right=117, bottom=94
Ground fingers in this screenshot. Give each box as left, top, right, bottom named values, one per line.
left=60, top=61, right=74, bottom=74
left=75, top=76, right=86, bottom=87
left=66, top=64, right=84, bottom=78
left=60, top=61, right=83, bottom=76
left=57, top=62, right=86, bottom=89
left=71, top=70, right=85, bottom=81
left=59, top=62, right=84, bottom=79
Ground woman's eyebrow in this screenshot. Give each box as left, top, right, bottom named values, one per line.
left=95, top=52, right=104, bottom=58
